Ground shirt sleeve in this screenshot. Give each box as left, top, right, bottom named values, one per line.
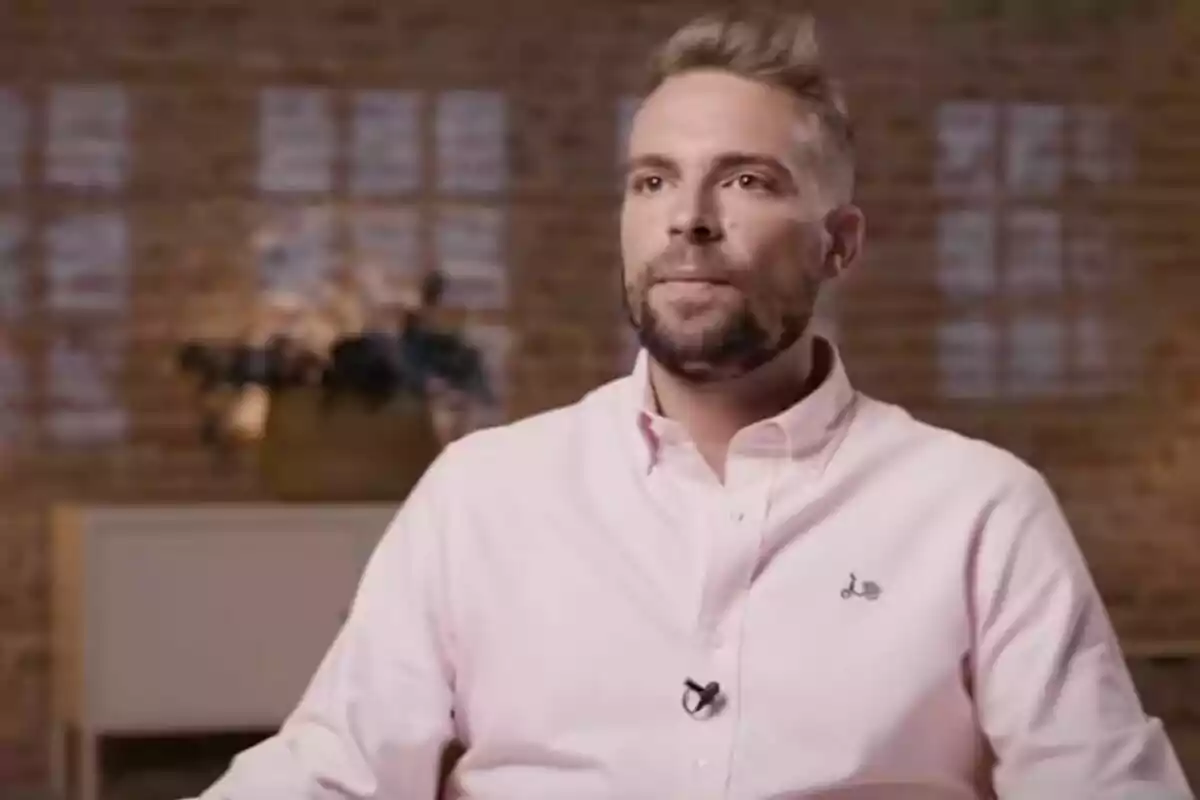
left=971, top=467, right=1194, bottom=799
left=187, top=451, right=460, bottom=800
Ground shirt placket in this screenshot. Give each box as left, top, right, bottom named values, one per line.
left=684, top=454, right=776, bottom=799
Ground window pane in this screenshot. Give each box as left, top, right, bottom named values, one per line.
left=435, top=205, right=507, bottom=310
left=616, top=95, right=639, bottom=160
left=258, top=87, right=335, bottom=194
left=350, top=207, right=423, bottom=298
left=0, top=88, right=27, bottom=190
left=937, top=209, right=997, bottom=298
left=462, top=321, right=512, bottom=406
left=616, top=94, right=639, bottom=191
left=1067, top=214, right=1115, bottom=292
left=0, top=215, right=25, bottom=322
left=47, top=83, right=129, bottom=190
left=1074, top=104, right=1132, bottom=184
left=1008, top=312, right=1065, bottom=397
left=1005, top=208, right=1062, bottom=295
left=935, top=101, right=997, bottom=197
left=47, top=323, right=126, bottom=445
left=0, top=335, right=27, bottom=453
left=256, top=206, right=335, bottom=297
left=1075, top=313, right=1114, bottom=395
left=1005, top=103, right=1064, bottom=196
left=351, top=90, right=421, bottom=196
left=937, top=314, right=999, bottom=399
left=45, top=212, right=129, bottom=313
left=436, top=90, right=507, bottom=194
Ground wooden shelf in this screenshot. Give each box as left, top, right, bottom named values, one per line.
left=1122, top=639, right=1200, bottom=661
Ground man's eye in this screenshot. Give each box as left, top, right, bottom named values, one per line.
left=632, top=175, right=664, bottom=193
left=735, top=173, right=771, bottom=191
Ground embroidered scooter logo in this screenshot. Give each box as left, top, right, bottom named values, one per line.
left=840, top=572, right=881, bottom=601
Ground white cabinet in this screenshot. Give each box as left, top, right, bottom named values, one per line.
left=49, top=503, right=397, bottom=800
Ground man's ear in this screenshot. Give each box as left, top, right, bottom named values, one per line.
left=822, top=204, right=866, bottom=279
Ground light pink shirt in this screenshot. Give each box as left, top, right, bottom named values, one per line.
left=192, top=343, right=1193, bottom=799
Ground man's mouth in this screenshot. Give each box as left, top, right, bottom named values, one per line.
left=654, top=276, right=733, bottom=286
left=649, top=279, right=739, bottom=306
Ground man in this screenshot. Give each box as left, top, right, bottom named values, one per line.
left=190, top=11, right=1193, bottom=799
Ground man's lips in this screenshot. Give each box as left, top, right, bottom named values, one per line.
left=649, top=279, right=739, bottom=305
left=652, top=276, right=733, bottom=286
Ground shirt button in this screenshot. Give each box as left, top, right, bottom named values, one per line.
left=733, top=511, right=745, bottom=522
left=694, top=758, right=709, bottom=770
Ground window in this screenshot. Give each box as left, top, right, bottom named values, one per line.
left=0, top=214, right=25, bottom=461
left=44, top=84, right=130, bottom=444
left=0, top=88, right=25, bottom=191
left=0, top=330, right=24, bottom=457
left=0, top=84, right=131, bottom=448
left=256, top=86, right=512, bottom=408
left=0, top=214, right=24, bottom=325
left=934, top=100, right=1133, bottom=400
left=461, top=322, right=512, bottom=427
left=0, top=90, right=27, bottom=463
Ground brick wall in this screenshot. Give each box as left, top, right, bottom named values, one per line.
left=0, top=0, right=1198, bottom=788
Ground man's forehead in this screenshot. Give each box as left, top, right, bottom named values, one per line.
left=629, top=70, right=823, bottom=159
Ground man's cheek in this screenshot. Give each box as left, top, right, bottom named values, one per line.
left=747, top=282, right=802, bottom=341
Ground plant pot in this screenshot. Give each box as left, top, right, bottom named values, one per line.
left=259, top=388, right=442, bottom=503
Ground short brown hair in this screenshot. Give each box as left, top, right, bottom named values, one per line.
left=644, top=11, right=855, bottom=201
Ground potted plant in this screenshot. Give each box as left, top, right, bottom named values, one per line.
left=176, top=266, right=495, bottom=502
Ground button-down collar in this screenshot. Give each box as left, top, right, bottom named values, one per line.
left=628, top=336, right=858, bottom=477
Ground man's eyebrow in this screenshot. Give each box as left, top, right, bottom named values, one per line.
left=622, top=153, right=678, bottom=177
left=624, top=151, right=792, bottom=173
left=710, top=151, right=792, bottom=174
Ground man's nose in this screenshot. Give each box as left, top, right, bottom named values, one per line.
left=668, top=186, right=723, bottom=245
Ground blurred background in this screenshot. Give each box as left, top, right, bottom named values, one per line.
left=1, top=0, right=1198, bottom=797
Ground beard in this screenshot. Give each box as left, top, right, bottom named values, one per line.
left=622, top=265, right=814, bottom=384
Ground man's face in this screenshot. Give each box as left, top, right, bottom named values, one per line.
left=620, top=69, right=855, bottom=383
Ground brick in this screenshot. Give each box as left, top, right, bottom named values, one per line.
left=1168, top=727, right=1200, bottom=793
left=0, top=635, right=47, bottom=748
left=0, top=516, right=46, bottom=637
left=1129, top=658, right=1200, bottom=728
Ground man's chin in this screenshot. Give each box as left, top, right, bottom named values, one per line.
left=639, top=329, right=798, bottom=384
left=642, top=315, right=734, bottom=345
left=644, top=334, right=723, bottom=365
left=652, top=354, right=753, bottom=384
left=641, top=337, right=752, bottom=382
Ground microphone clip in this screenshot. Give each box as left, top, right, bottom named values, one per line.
left=682, top=678, right=723, bottom=719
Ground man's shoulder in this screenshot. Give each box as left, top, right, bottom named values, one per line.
left=854, top=393, right=1045, bottom=495
left=437, top=375, right=628, bottom=474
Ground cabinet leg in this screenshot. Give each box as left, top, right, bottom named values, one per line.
left=77, top=729, right=99, bottom=800
left=48, top=723, right=67, bottom=798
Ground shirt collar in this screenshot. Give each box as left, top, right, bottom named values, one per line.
left=624, top=336, right=858, bottom=475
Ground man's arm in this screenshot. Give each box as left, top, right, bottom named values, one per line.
left=187, top=453, right=460, bottom=800
left=971, top=467, right=1194, bottom=798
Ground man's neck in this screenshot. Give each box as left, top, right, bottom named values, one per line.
left=648, top=335, right=824, bottom=480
